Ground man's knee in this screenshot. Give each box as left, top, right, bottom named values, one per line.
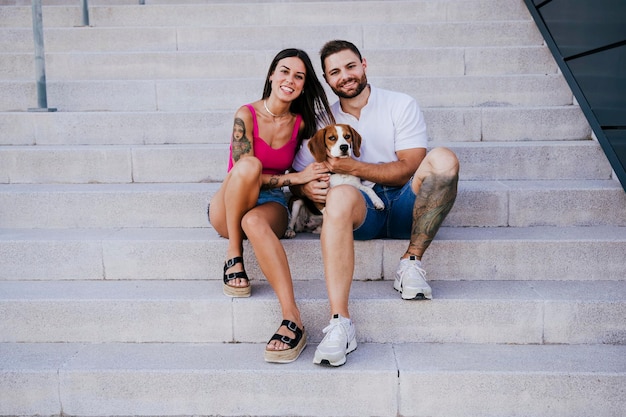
left=413, top=147, right=459, bottom=194
left=428, top=147, right=459, bottom=176
left=324, top=185, right=364, bottom=220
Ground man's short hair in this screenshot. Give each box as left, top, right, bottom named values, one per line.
left=320, top=40, right=363, bottom=73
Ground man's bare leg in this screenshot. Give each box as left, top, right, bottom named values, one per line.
left=315, top=186, right=364, bottom=366
left=395, top=148, right=459, bottom=300
left=320, top=185, right=366, bottom=318
left=405, top=147, right=459, bottom=260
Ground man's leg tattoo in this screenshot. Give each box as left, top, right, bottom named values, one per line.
left=408, top=173, right=458, bottom=259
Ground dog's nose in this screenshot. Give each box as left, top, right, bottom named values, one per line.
left=340, top=144, right=349, bottom=153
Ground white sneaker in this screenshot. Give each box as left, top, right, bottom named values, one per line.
left=394, top=256, right=432, bottom=300
left=313, top=314, right=357, bottom=366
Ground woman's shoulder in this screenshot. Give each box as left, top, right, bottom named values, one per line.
left=233, top=103, right=258, bottom=127
left=235, top=102, right=257, bottom=117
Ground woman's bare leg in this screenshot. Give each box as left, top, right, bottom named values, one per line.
left=243, top=203, right=302, bottom=350
left=209, top=157, right=262, bottom=287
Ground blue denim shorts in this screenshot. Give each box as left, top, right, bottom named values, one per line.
left=257, top=188, right=288, bottom=210
left=353, top=181, right=416, bottom=240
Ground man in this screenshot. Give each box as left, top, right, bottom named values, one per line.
left=291, top=40, right=459, bottom=366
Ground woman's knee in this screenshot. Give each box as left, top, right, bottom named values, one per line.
left=230, top=156, right=263, bottom=181
left=242, top=205, right=286, bottom=237
left=241, top=209, right=266, bottom=231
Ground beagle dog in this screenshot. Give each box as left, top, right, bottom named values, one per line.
left=285, top=124, right=384, bottom=238
left=284, top=195, right=323, bottom=238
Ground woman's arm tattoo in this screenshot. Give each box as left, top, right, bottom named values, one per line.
left=231, top=117, right=251, bottom=162
left=262, top=175, right=292, bottom=190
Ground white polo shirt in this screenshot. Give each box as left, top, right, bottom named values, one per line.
left=293, top=85, right=428, bottom=174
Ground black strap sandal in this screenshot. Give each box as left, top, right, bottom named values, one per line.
left=264, top=319, right=307, bottom=364
left=222, top=256, right=250, bottom=298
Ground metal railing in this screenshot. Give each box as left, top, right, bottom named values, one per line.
left=29, top=0, right=146, bottom=112
left=80, top=0, right=89, bottom=26
left=29, top=0, right=55, bottom=111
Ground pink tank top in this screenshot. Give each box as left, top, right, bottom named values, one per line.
left=227, top=104, right=302, bottom=175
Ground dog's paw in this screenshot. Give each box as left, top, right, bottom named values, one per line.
left=373, top=200, right=385, bottom=210
left=284, top=228, right=296, bottom=239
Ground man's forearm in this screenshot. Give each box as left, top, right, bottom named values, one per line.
left=350, top=160, right=414, bottom=187
left=329, top=148, right=425, bottom=187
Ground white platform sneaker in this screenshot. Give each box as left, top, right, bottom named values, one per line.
left=313, top=314, right=357, bottom=366
left=394, top=255, right=432, bottom=300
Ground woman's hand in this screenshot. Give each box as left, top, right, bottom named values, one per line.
left=297, top=162, right=330, bottom=184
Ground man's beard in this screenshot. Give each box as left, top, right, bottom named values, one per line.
left=331, top=73, right=368, bottom=99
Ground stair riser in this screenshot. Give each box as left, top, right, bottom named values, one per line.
left=1, top=182, right=625, bottom=228
left=2, top=342, right=623, bottom=417
left=0, top=142, right=612, bottom=184
left=0, top=21, right=542, bottom=54
left=0, top=107, right=591, bottom=145
left=0, top=75, right=573, bottom=112
left=0, top=1, right=531, bottom=28
left=2, top=47, right=557, bottom=80
left=1, top=281, right=625, bottom=345
left=2, top=228, right=626, bottom=281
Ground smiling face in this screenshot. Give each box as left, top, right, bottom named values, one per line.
left=323, top=49, right=368, bottom=99
left=268, top=56, right=306, bottom=101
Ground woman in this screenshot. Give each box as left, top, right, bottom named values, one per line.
left=208, top=48, right=334, bottom=363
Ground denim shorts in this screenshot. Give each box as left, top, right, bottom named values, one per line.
left=257, top=188, right=288, bottom=210
left=207, top=188, right=288, bottom=226
left=353, top=181, right=416, bottom=240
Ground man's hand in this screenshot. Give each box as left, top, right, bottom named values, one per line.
left=323, top=156, right=358, bottom=175
left=300, top=166, right=330, bottom=204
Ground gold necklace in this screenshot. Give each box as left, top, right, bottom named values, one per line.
left=263, top=100, right=289, bottom=118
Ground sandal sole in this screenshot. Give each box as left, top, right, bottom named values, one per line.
left=222, top=283, right=251, bottom=298
left=264, top=331, right=307, bottom=364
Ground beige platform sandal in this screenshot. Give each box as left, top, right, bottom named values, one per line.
left=222, top=256, right=251, bottom=298
left=264, top=320, right=307, bottom=363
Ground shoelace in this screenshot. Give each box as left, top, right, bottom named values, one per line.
left=322, top=320, right=347, bottom=343
left=401, top=261, right=426, bottom=280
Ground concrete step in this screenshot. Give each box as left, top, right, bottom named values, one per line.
left=1, top=226, right=625, bottom=281
left=0, top=1, right=532, bottom=28
left=0, top=74, right=574, bottom=112
left=0, top=141, right=613, bottom=184
left=1, top=341, right=625, bottom=417
left=1, top=46, right=558, bottom=80
left=0, top=106, right=591, bottom=145
left=1, top=0, right=139, bottom=7
left=1, top=279, right=625, bottom=344
left=1, top=180, right=625, bottom=229
left=0, top=20, right=542, bottom=54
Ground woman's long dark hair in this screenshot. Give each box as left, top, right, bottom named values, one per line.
left=262, top=48, right=335, bottom=139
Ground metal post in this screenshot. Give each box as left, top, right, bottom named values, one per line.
left=139, top=0, right=145, bottom=4
left=80, top=0, right=90, bottom=27
left=29, top=0, right=56, bottom=112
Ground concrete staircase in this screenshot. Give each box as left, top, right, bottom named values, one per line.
left=1, top=1, right=626, bottom=416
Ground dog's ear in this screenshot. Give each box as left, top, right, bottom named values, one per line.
left=308, top=126, right=329, bottom=162
left=348, top=125, right=362, bottom=157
